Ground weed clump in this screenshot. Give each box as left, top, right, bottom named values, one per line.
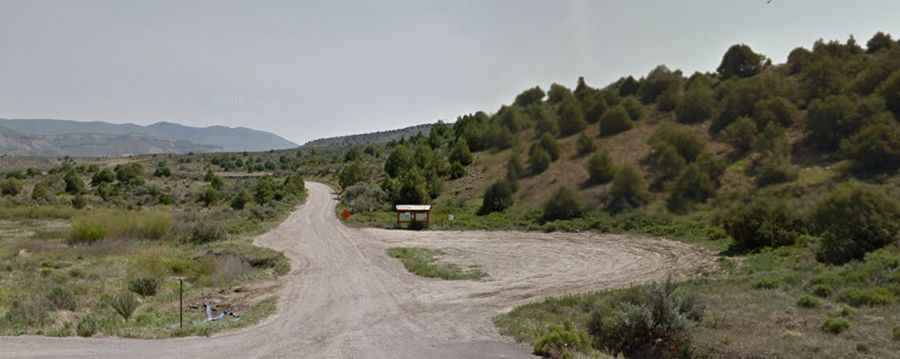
left=109, top=292, right=140, bottom=321
left=76, top=315, right=99, bottom=337
left=822, top=318, right=850, bottom=334
left=128, top=277, right=161, bottom=297
left=532, top=322, right=591, bottom=359
left=47, top=287, right=77, bottom=311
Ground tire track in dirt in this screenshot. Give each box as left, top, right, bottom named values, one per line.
left=0, top=182, right=715, bottom=358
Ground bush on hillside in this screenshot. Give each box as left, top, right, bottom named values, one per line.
left=586, top=150, right=616, bottom=185
left=533, top=105, right=560, bottom=137
left=880, top=69, right=900, bottom=115
left=723, top=116, right=758, bottom=153
left=667, top=164, right=717, bottom=211
left=675, top=86, right=716, bottom=124
left=812, top=183, right=900, bottom=264
left=756, top=154, right=799, bottom=186
left=479, top=181, right=515, bottom=215
left=538, top=134, right=561, bottom=161
left=722, top=197, right=803, bottom=250
left=718, top=44, right=766, bottom=78
left=449, top=161, right=466, bottom=179
left=576, top=132, right=595, bottom=156
left=230, top=190, right=252, bottom=210
left=542, top=187, right=582, bottom=222
left=557, top=98, right=587, bottom=137
left=598, top=106, right=634, bottom=136
left=64, top=171, right=85, bottom=194
left=841, top=115, right=900, bottom=173
left=867, top=32, right=895, bottom=53
left=805, top=95, right=857, bottom=150
left=608, top=165, right=651, bottom=212
left=514, top=86, right=546, bottom=107
left=338, top=160, right=368, bottom=189
left=654, top=144, right=687, bottom=184
left=754, top=97, right=800, bottom=129
left=623, top=96, right=645, bottom=121
left=529, top=147, right=552, bottom=175
left=649, top=123, right=707, bottom=162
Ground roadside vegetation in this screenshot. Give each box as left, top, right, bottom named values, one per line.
left=319, top=32, right=900, bottom=358
left=387, top=247, right=486, bottom=280
left=0, top=151, right=308, bottom=338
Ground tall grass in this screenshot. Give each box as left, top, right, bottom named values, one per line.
left=0, top=206, right=77, bottom=220
left=68, top=209, right=172, bottom=244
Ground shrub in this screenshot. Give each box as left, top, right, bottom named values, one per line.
left=557, top=98, right=587, bottom=137
left=128, top=277, right=160, bottom=297
left=575, top=132, right=595, bottom=156
left=718, top=44, right=765, bottom=78
left=338, top=160, right=368, bottom=189
left=812, top=284, right=833, bottom=298
left=893, top=326, right=900, bottom=341
left=813, top=184, right=900, bottom=264
left=675, top=86, right=716, bottom=123
left=71, top=194, right=88, bottom=209
left=722, top=197, right=802, bottom=250
left=654, top=144, right=686, bottom=183
left=805, top=95, right=857, bottom=150
left=449, top=139, right=474, bottom=166
left=3, top=297, right=51, bottom=328
left=76, top=315, right=99, bottom=337
left=723, top=116, right=758, bottom=153
left=608, top=165, right=650, bottom=211
left=64, top=171, right=85, bottom=194
left=538, top=133, right=561, bottom=161
left=47, top=287, right=77, bottom=311
left=754, top=97, right=799, bottom=129
left=842, top=115, right=900, bottom=173
left=648, top=123, right=706, bottom=162
left=532, top=323, right=591, bottom=359
left=542, top=187, right=582, bottom=222
left=230, top=190, right=252, bottom=210
left=797, top=295, right=820, bottom=308
left=529, top=146, right=552, bottom=175
left=667, top=164, right=716, bottom=211
left=588, top=279, right=703, bottom=358
left=598, top=106, right=634, bottom=136
left=197, top=186, right=222, bottom=207
left=449, top=161, right=466, bottom=179
left=756, top=154, right=798, bottom=186
left=622, top=98, right=643, bottom=121
left=479, top=181, right=514, bottom=215
left=0, top=179, right=22, bottom=196
left=109, top=292, right=140, bottom=321
left=881, top=69, right=900, bottom=115
left=341, top=183, right=387, bottom=212
left=841, top=288, right=892, bottom=307
left=822, top=318, right=850, bottom=334
left=67, top=222, right=106, bottom=245
left=514, top=86, right=545, bottom=107
left=585, top=151, right=615, bottom=185
left=190, top=222, right=228, bottom=244
left=867, top=32, right=894, bottom=53
left=753, top=277, right=781, bottom=289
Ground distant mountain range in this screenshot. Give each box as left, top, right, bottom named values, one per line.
left=303, top=123, right=433, bottom=149
left=0, top=119, right=297, bottom=156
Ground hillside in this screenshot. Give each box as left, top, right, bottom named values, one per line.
left=303, top=123, right=433, bottom=149
left=324, top=32, right=900, bottom=358
left=0, top=118, right=297, bottom=155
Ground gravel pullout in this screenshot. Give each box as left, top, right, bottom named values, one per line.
left=0, top=182, right=715, bottom=358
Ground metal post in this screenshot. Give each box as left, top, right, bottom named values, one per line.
left=179, top=278, right=183, bottom=329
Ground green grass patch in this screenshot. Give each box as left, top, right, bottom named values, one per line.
left=0, top=206, right=78, bottom=220
left=387, top=247, right=485, bottom=280
left=68, top=209, right=172, bottom=244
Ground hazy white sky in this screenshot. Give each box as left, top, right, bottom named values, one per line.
left=2, top=1, right=898, bottom=144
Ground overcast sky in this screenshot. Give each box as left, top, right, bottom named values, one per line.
left=2, top=1, right=898, bottom=145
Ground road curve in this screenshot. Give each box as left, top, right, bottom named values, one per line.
left=0, top=182, right=714, bottom=359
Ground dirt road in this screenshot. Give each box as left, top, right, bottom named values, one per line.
left=0, top=182, right=714, bottom=358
